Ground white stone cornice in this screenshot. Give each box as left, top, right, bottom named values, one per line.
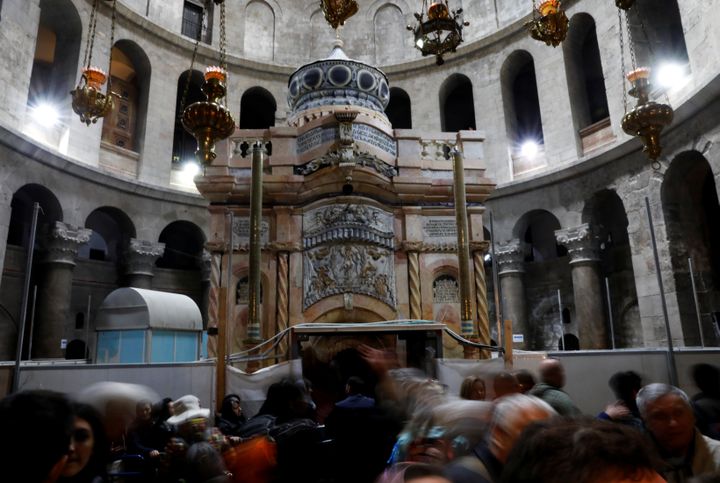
left=496, top=239, right=525, bottom=275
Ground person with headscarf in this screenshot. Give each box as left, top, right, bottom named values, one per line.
left=215, top=394, right=247, bottom=439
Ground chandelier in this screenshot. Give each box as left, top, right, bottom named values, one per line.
left=617, top=2, right=673, bottom=164
left=71, top=0, right=117, bottom=125
left=527, top=0, right=569, bottom=47
left=181, top=1, right=235, bottom=167
left=320, top=0, right=359, bottom=30
left=408, top=0, right=469, bottom=65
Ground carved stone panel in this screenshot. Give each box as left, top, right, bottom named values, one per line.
left=303, top=203, right=396, bottom=309
left=232, top=217, right=270, bottom=247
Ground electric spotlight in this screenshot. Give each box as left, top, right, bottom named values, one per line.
left=32, top=103, right=60, bottom=128
left=520, top=140, right=539, bottom=158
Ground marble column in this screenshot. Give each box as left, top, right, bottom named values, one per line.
left=555, top=224, right=606, bottom=349
left=471, top=240, right=491, bottom=346
left=496, top=239, right=528, bottom=349
left=205, top=243, right=224, bottom=358
left=403, top=241, right=423, bottom=320
left=34, top=222, right=91, bottom=358
left=123, top=238, right=165, bottom=289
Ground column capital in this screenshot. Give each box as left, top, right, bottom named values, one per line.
left=43, top=222, right=92, bottom=266
left=469, top=240, right=490, bottom=254
left=496, top=239, right=525, bottom=275
left=201, top=249, right=212, bottom=282
left=555, top=223, right=600, bottom=264
left=124, top=238, right=165, bottom=276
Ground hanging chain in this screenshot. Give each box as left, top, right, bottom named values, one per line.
left=178, top=7, right=205, bottom=120
left=219, top=2, right=227, bottom=71
left=83, top=0, right=100, bottom=69
left=618, top=8, right=627, bottom=113
left=532, top=0, right=537, bottom=18
left=106, top=0, right=118, bottom=95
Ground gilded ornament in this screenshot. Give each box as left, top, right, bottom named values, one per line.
left=320, top=0, right=359, bottom=30
left=527, top=0, right=569, bottom=47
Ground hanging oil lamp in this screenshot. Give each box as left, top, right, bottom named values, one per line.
left=320, top=0, right=359, bottom=30
left=527, top=0, right=569, bottom=47
left=621, top=68, right=673, bottom=161
left=181, top=1, right=235, bottom=167
left=71, top=0, right=117, bottom=125
left=408, top=0, right=469, bottom=65
left=615, top=0, right=635, bottom=9
left=617, top=3, right=673, bottom=163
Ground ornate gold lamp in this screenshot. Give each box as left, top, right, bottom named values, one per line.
left=71, top=0, right=117, bottom=125
left=527, top=0, right=569, bottom=47
left=408, top=0, right=469, bottom=65
left=320, top=0, right=359, bottom=30
left=617, top=2, right=674, bottom=164
left=181, top=1, right=236, bottom=167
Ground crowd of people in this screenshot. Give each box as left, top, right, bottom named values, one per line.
left=3, top=351, right=720, bottom=483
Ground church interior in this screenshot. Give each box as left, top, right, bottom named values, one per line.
left=1, top=0, right=720, bottom=427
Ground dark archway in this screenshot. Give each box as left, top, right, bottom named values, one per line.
left=502, top=51, right=544, bottom=148
left=513, top=210, right=564, bottom=262
left=562, top=334, right=580, bottom=351
left=7, top=184, right=63, bottom=248
left=564, top=14, right=610, bottom=132
left=81, top=207, right=136, bottom=262
left=65, top=339, right=87, bottom=360
left=662, top=151, right=720, bottom=346
left=385, top=88, right=412, bottom=129
left=172, top=70, right=205, bottom=165
left=101, top=40, right=151, bottom=153
left=157, top=221, right=205, bottom=270
left=27, top=0, right=82, bottom=116
left=240, top=87, right=276, bottom=129
left=582, top=190, right=641, bottom=347
left=439, top=74, right=475, bottom=132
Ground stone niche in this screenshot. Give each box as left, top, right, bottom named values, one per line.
left=302, top=203, right=396, bottom=310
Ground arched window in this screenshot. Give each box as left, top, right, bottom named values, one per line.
left=433, top=275, right=460, bottom=304
left=172, top=70, right=204, bottom=166
left=236, top=276, right=264, bottom=304
left=440, top=74, right=475, bottom=132
left=502, top=51, right=544, bottom=150
left=244, top=1, right=275, bottom=62
left=80, top=207, right=135, bottom=262
left=27, top=0, right=81, bottom=121
left=564, top=14, right=610, bottom=140
left=374, top=4, right=406, bottom=65
left=662, top=151, right=720, bottom=346
left=628, top=0, right=689, bottom=74
left=385, top=88, right=412, bottom=129
left=101, top=40, right=151, bottom=153
left=7, top=184, right=63, bottom=248
left=240, top=87, right=276, bottom=129
left=157, top=221, right=206, bottom=270
left=561, top=334, right=580, bottom=351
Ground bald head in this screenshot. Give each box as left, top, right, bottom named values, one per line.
left=538, top=359, right=565, bottom=388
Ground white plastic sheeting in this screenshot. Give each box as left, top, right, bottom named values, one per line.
left=96, top=288, right=202, bottom=331
left=226, top=360, right=303, bottom=418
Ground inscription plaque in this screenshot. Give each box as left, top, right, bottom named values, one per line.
left=232, top=217, right=270, bottom=246
left=422, top=217, right=458, bottom=241
left=433, top=276, right=460, bottom=304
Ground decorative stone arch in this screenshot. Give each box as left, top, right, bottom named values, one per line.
left=239, top=86, right=277, bottom=129
left=365, top=0, right=411, bottom=19
left=101, top=39, right=152, bottom=154
left=244, top=0, right=276, bottom=62
left=563, top=13, right=610, bottom=136
left=304, top=293, right=397, bottom=323
left=439, top=73, right=475, bottom=132
left=661, top=150, right=720, bottom=346
left=7, top=184, right=63, bottom=248
left=80, top=206, right=136, bottom=262
left=386, top=87, right=412, bottom=129
left=172, top=70, right=204, bottom=165
left=373, top=3, right=406, bottom=65
left=501, top=50, right=544, bottom=148
left=512, top=209, right=563, bottom=262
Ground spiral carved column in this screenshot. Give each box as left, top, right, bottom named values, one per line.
left=472, top=241, right=491, bottom=358
left=408, top=250, right=421, bottom=319
left=276, top=251, right=290, bottom=356
left=206, top=249, right=223, bottom=358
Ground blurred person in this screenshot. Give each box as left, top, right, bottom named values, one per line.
left=128, top=399, right=164, bottom=459
left=692, top=364, right=720, bottom=439
left=460, top=376, right=486, bottom=401
left=404, top=464, right=452, bottom=483
left=0, top=390, right=75, bottom=483
left=185, top=442, right=231, bottom=483
left=58, top=403, right=109, bottom=483
left=514, top=370, right=536, bottom=395
left=638, top=383, right=720, bottom=482
left=500, top=417, right=665, bottom=483
left=598, top=371, right=643, bottom=430
left=444, top=394, right=556, bottom=483
left=529, top=358, right=581, bottom=416
left=493, top=372, right=521, bottom=400
left=215, top=394, right=246, bottom=439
